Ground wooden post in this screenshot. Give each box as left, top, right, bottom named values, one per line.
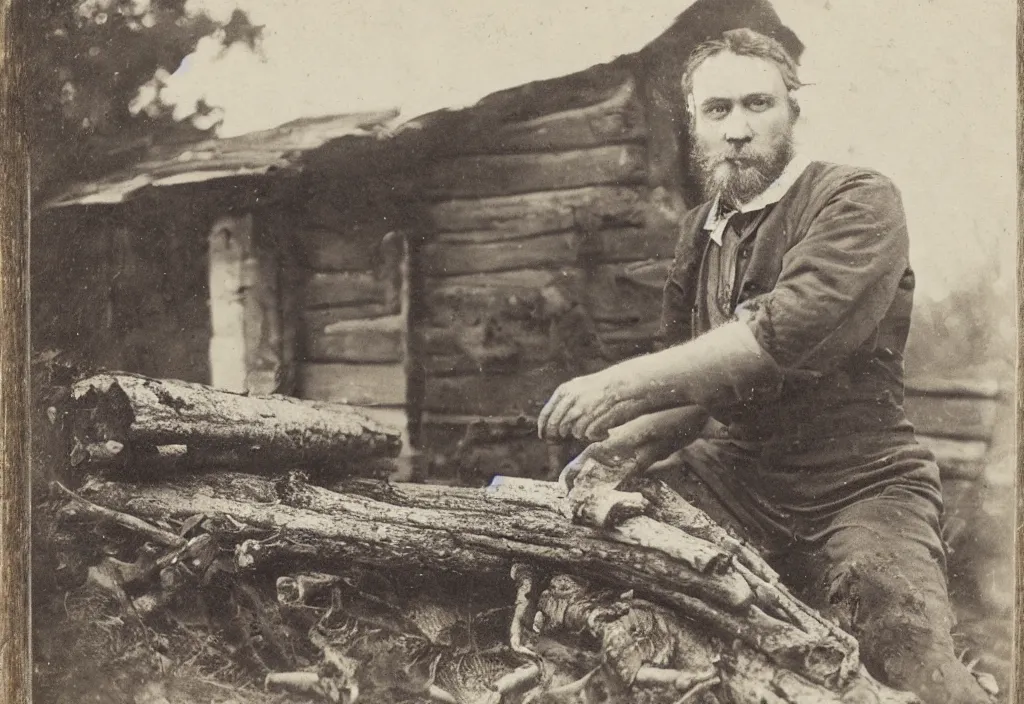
left=208, top=214, right=250, bottom=392
left=207, top=213, right=285, bottom=395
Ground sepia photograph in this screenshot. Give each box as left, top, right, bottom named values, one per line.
left=2, top=0, right=1018, bottom=703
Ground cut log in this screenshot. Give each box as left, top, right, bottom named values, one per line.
left=425, top=145, right=647, bottom=199
left=79, top=473, right=754, bottom=612
left=429, top=186, right=648, bottom=237
left=298, top=363, right=407, bottom=406
left=66, top=373, right=401, bottom=476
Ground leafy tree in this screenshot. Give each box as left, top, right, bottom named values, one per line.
left=17, top=0, right=261, bottom=202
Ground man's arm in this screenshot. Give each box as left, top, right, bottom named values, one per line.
left=538, top=170, right=909, bottom=441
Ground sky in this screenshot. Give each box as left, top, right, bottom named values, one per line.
left=159, top=0, right=1017, bottom=305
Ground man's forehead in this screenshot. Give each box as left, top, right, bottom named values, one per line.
left=689, top=53, right=788, bottom=100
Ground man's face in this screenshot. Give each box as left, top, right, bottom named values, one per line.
left=687, top=52, right=796, bottom=206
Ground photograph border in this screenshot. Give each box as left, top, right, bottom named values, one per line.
left=0, top=2, right=1019, bottom=702
left=0, top=0, right=31, bottom=702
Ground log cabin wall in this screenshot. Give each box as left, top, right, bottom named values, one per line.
left=287, top=182, right=413, bottom=468
left=414, top=65, right=688, bottom=484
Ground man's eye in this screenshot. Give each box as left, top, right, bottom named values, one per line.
left=704, top=104, right=729, bottom=118
left=747, top=97, right=773, bottom=112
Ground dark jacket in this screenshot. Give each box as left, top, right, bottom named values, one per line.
left=661, top=161, right=918, bottom=443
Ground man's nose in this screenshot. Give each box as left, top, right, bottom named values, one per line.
left=723, top=111, right=754, bottom=144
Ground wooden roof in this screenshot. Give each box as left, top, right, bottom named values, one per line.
left=43, top=110, right=400, bottom=209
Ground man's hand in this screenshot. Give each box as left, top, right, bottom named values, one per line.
left=555, top=407, right=711, bottom=528
left=538, top=369, right=650, bottom=442
left=558, top=442, right=651, bottom=527
left=558, top=430, right=659, bottom=493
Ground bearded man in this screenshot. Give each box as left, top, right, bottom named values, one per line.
left=537, top=28, right=992, bottom=704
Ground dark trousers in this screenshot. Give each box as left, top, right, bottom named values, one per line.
left=649, top=437, right=991, bottom=704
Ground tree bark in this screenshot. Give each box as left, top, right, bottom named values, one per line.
left=67, top=373, right=402, bottom=477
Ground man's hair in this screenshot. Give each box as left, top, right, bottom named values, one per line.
left=681, top=28, right=804, bottom=116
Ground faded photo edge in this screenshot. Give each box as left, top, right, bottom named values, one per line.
left=0, top=2, right=1020, bottom=703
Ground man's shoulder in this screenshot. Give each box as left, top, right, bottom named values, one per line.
left=800, top=161, right=903, bottom=198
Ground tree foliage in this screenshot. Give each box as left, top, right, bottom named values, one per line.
left=18, top=0, right=261, bottom=201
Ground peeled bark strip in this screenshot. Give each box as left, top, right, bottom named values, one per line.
left=68, top=373, right=401, bottom=476
left=536, top=575, right=918, bottom=704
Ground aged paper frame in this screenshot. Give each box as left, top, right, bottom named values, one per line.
left=0, top=1, right=1019, bottom=702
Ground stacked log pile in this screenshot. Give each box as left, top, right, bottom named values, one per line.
left=34, top=370, right=923, bottom=704
left=418, top=67, right=681, bottom=482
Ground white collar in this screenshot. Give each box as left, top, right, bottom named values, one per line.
left=703, top=155, right=811, bottom=245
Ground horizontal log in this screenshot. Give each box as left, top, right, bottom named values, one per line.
left=298, top=363, right=407, bottom=406
left=423, top=272, right=584, bottom=326
left=304, top=315, right=404, bottom=364
left=66, top=373, right=401, bottom=475
left=423, top=367, right=567, bottom=416
left=303, top=271, right=393, bottom=308
left=917, top=435, right=989, bottom=480
left=587, top=263, right=669, bottom=323
left=420, top=321, right=549, bottom=369
left=78, top=474, right=755, bottom=611
left=423, top=266, right=652, bottom=329
left=903, top=394, right=999, bottom=442
left=420, top=322, right=608, bottom=379
left=424, top=228, right=676, bottom=277
left=302, top=303, right=401, bottom=334
left=429, top=186, right=648, bottom=237
left=451, top=78, right=646, bottom=155
left=427, top=267, right=583, bottom=291
left=299, top=228, right=389, bottom=272
left=904, top=377, right=1001, bottom=400
left=302, top=187, right=406, bottom=234
left=593, top=228, right=677, bottom=264
left=425, top=145, right=647, bottom=199
left=424, top=232, right=580, bottom=276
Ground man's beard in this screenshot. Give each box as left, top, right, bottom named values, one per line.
left=690, top=130, right=795, bottom=207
